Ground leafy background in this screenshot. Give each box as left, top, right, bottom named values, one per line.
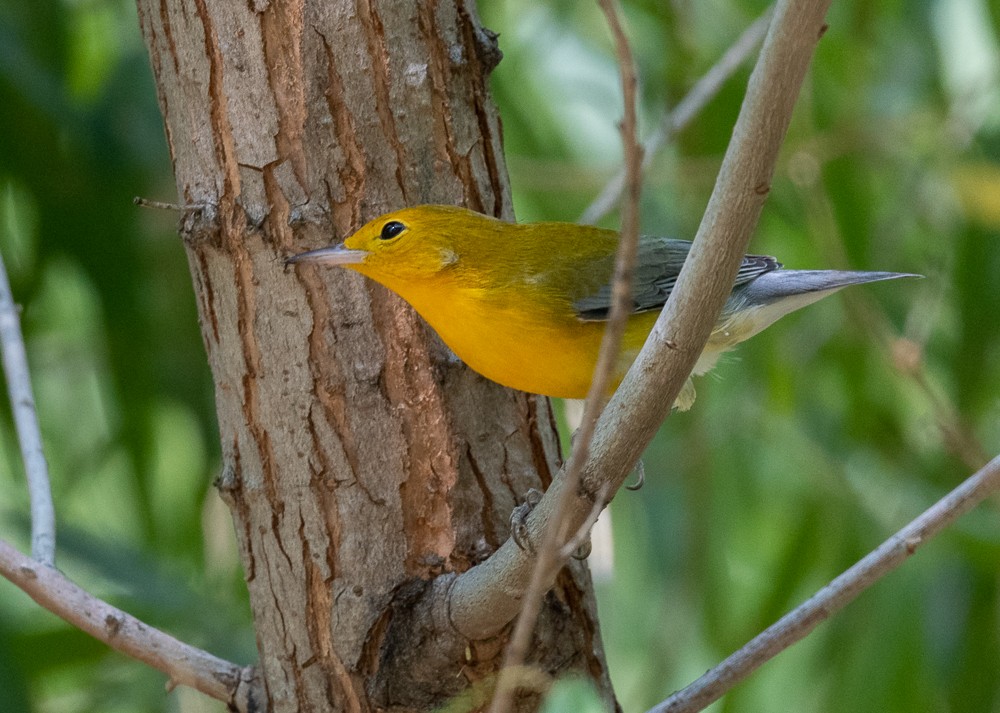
left=1, top=0, right=998, bottom=711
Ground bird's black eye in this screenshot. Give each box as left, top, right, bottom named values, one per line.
left=380, top=221, right=406, bottom=240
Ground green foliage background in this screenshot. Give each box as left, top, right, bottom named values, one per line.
left=1, top=0, right=998, bottom=711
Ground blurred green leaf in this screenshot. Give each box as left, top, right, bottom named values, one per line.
left=539, top=677, right=605, bottom=713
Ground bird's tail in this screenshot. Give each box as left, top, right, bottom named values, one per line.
left=714, top=269, right=921, bottom=351
left=741, top=270, right=920, bottom=305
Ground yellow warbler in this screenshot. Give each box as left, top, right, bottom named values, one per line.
left=288, top=205, right=916, bottom=409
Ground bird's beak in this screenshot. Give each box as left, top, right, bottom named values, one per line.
left=285, top=244, right=368, bottom=267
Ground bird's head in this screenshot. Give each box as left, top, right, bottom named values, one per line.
left=287, top=205, right=501, bottom=284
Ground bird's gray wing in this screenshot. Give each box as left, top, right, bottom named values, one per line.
left=573, top=237, right=781, bottom=321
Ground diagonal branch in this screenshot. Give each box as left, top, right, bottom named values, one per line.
left=0, top=243, right=260, bottom=711
left=0, top=251, right=56, bottom=565
left=578, top=0, right=832, bottom=497
left=648, top=454, right=1000, bottom=713
left=0, top=538, right=262, bottom=712
left=448, top=0, right=832, bottom=640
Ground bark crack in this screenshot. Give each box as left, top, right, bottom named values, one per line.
left=457, top=1, right=505, bottom=216
left=157, top=0, right=181, bottom=75
left=466, top=445, right=499, bottom=550
left=192, top=249, right=221, bottom=345
left=418, top=0, right=466, bottom=202
left=260, top=0, right=310, bottom=192
left=318, top=30, right=366, bottom=229
left=356, top=0, right=410, bottom=203
left=191, top=0, right=242, bottom=205
left=526, top=396, right=559, bottom=488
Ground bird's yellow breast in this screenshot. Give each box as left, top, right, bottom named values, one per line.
left=389, top=278, right=657, bottom=399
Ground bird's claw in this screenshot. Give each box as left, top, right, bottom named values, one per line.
left=510, top=488, right=543, bottom=554
left=570, top=538, right=592, bottom=560
left=625, top=459, right=645, bottom=491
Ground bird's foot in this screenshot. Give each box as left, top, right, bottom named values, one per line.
left=625, top=459, right=645, bottom=491
left=510, top=488, right=543, bottom=554
left=570, top=538, right=592, bottom=560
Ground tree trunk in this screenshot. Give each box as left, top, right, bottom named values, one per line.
left=135, top=1, right=616, bottom=710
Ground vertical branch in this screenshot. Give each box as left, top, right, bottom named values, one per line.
left=140, top=0, right=613, bottom=709
left=489, top=1, right=643, bottom=710
left=0, top=251, right=55, bottom=565
left=449, top=0, right=828, bottom=647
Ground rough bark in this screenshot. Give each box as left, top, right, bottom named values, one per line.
left=135, top=1, right=615, bottom=711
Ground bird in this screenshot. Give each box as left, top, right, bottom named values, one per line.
left=287, top=205, right=918, bottom=410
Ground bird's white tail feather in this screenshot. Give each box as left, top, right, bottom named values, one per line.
left=741, top=270, right=918, bottom=305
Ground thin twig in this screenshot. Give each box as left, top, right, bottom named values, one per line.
left=791, top=141, right=985, bottom=471
left=891, top=246, right=984, bottom=469
left=580, top=5, right=774, bottom=225
left=558, top=483, right=611, bottom=561
left=133, top=196, right=187, bottom=211
left=890, top=288, right=987, bottom=470
left=488, top=1, right=643, bottom=710
left=0, top=236, right=258, bottom=707
left=647, top=454, right=1000, bottom=713
left=625, top=458, right=645, bottom=491
left=907, top=366, right=988, bottom=470
left=0, top=251, right=55, bottom=565
left=0, top=538, right=262, bottom=711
